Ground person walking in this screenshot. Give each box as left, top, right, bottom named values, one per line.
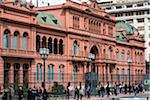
left=8, top=86, right=14, bottom=100
left=79, top=86, right=84, bottom=100
left=106, top=82, right=110, bottom=97
left=124, top=84, right=127, bottom=94
left=86, top=84, right=91, bottom=99
left=42, top=89, right=48, bottom=100
left=27, top=88, right=32, bottom=100
left=114, top=82, right=117, bottom=96
left=100, top=84, right=105, bottom=97
left=96, top=83, right=101, bottom=97
left=18, top=86, right=23, bottom=100
left=66, top=82, right=70, bottom=100
left=74, top=86, right=79, bottom=100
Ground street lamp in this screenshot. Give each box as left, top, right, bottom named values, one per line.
left=127, top=57, right=132, bottom=90
left=39, top=48, right=49, bottom=89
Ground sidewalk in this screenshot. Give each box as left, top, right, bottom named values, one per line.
left=69, top=91, right=150, bottom=100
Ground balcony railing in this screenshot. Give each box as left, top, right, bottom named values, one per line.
left=0, top=48, right=35, bottom=58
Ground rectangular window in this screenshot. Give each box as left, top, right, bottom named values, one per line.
left=126, top=19, right=133, bottom=23
left=126, top=5, right=132, bottom=8
left=137, top=3, right=143, bottom=7
left=137, top=26, right=144, bottom=31
left=137, top=18, right=144, bottom=23
left=116, top=6, right=122, bottom=9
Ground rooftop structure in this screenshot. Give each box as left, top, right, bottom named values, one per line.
left=98, top=0, right=150, bottom=63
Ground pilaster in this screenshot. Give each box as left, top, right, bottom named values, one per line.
left=19, top=65, right=23, bottom=85
left=0, top=57, right=4, bottom=91
left=9, top=63, right=14, bottom=85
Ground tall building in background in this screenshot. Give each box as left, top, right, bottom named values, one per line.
left=98, top=0, right=150, bottom=74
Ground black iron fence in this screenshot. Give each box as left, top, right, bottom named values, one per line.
left=1, top=73, right=148, bottom=90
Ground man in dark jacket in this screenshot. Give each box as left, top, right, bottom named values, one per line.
left=18, top=87, right=23, bottom=100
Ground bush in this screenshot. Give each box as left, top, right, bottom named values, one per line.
left=51, top=82, right=65, bottom=94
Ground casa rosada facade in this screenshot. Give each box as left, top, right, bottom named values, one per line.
left=0, top=1, right=145, bottom=90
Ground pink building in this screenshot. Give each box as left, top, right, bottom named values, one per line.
left=0, top=0, right=145, bottom=91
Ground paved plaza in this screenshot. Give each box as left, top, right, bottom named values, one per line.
left=68, top=91, right=150, bottom=100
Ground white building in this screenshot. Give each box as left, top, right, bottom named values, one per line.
left=98, top=0, right=150, bottom=62
left=31, top=0, right=89, bottom=7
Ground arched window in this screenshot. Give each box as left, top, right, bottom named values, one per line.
left=140, top=53, right=143, bottom=64
left=73, top=40, right=78, bottom=56
left=121, top=68, right=124, bottom=80
left=4, top=63, right=10, bottom=89
left=135, top=52, right=137, bottom=63
left=48, top=64, right=54, bottom=81
left=127, top=69, right=130, bottom=81
left=54, top=38, right=58, bottom=54
left=14, top=31, right=19, bottom=49
left=58, top=64, right=64, bottom=81
left=73, top=64, right=77, bottom=81
left=127, top=51, right=130, bottom=61
left=23, top=64, right=29, bottom=88
left=36, top=35, right=40, bottom=52
left=109, top=46, right=113, bottom=59
left=39, top=64, right=42, bottom=81
left=135, top=69, right=137, bottom=81
left=36, top=63, right=42, bottom=81
left=59, top=39, right=63, bottom=55
left=116, top=68, right=119, bottom=81
left=4, top=29, right=10, bottom=48
left=48, top=37, right=52, bottom=53
left=121, top=50, right=125, bottom=61
left=22, top=32, right=28, bottom=49
left=14, top=63, right=20, bottom=90
left=116, top=49, right=119, bottom=60
left=42, top=36, right=47, bottom=48
left=137, top=52, right=140, bottom=64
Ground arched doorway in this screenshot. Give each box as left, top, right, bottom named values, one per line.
left=85, top=45, right=99, bottom=95
left=89, top=45, right=98, bottom=72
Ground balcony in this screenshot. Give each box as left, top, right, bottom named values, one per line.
left=68, top=50, right=89, bottom=61
left=0, top=48, right=35, bottom=58
left=36, top=52, right=67, bottom=60
left=101, top=54, right=116, bottom=64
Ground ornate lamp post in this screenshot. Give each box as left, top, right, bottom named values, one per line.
left=127, top=58, right=132, bottom=88
left=39, top=48, right=49, bottom=89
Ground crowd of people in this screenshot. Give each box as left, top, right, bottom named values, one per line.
left=95, top=82, right=144, bottom=98
left=2, top=86, right=48, bottom=100
left=68, top=82, right=145, bottom=100
left=1, top=82, right=145, bottom=100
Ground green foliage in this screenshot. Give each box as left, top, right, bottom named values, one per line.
left=51, top=82, right=65, bottom=94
